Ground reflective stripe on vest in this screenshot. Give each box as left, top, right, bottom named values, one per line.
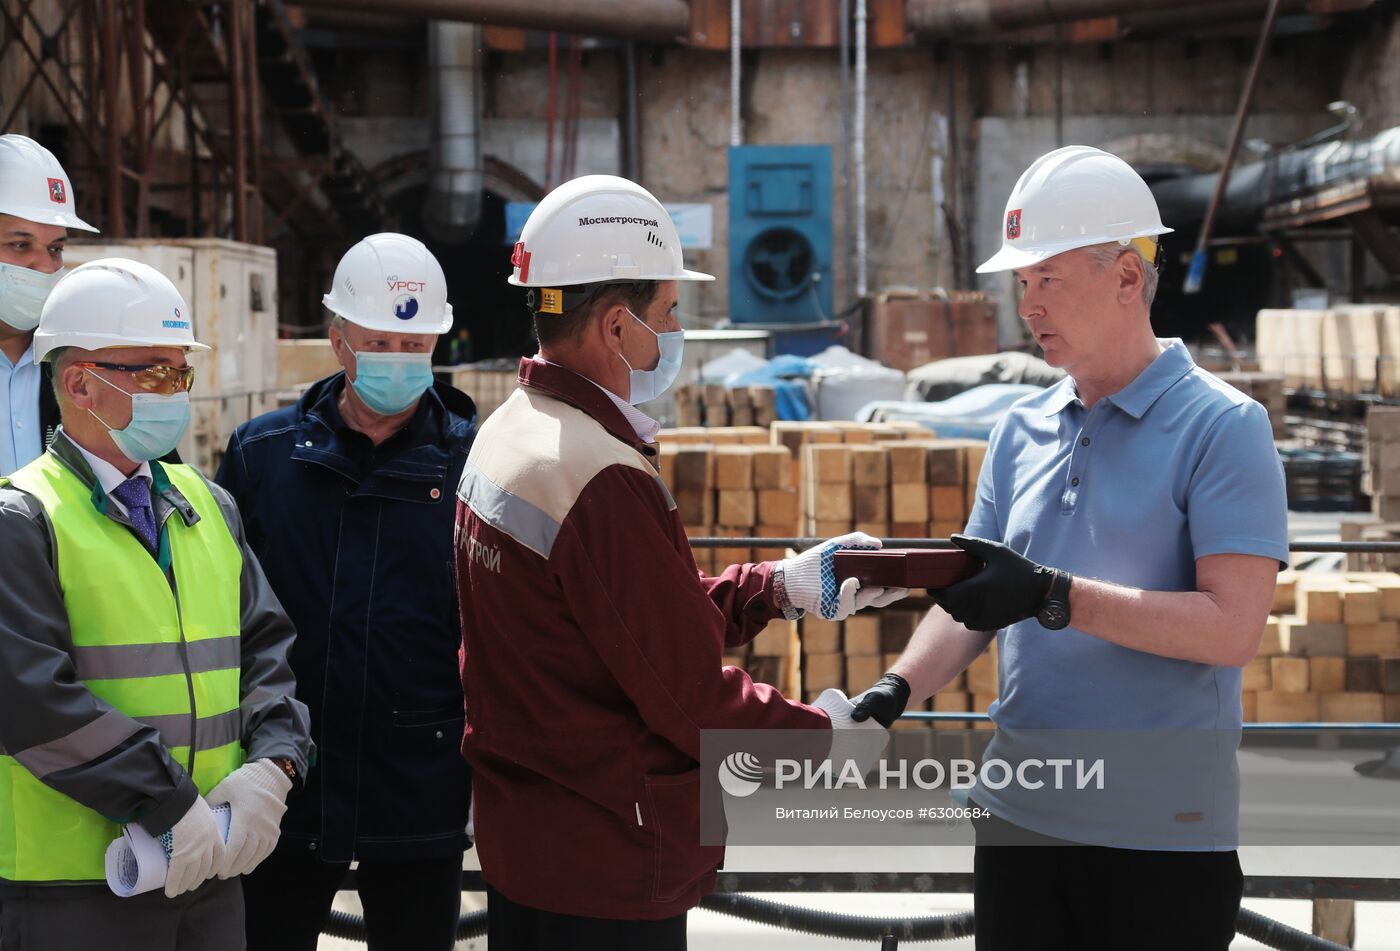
left=0, top=453, right=244, bottom=883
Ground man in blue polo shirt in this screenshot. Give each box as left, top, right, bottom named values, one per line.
left=854, top=146, right=1287, bottom=950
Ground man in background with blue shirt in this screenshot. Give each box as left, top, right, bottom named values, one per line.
left=854, top=146, right=1287, bottom=950
left=0, top=134, right=100, bottom=474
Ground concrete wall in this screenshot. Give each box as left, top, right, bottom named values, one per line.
left=633, top=46, right=959, bottom=326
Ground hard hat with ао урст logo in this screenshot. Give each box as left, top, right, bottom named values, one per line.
left=509, top=175, right=712, bottom=315
left=323, top=232, right=454, bottom=334
left=32, top=257, right=206, bottom=361
left=977, top=145, right=1171, bottom=275
left=0, top=134, right=99, bottom=233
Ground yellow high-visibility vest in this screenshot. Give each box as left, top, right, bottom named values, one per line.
left=0, top=453, right=243, bottom=883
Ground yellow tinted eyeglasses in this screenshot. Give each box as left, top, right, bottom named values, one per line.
left=76, top=361, right=196, bottom=395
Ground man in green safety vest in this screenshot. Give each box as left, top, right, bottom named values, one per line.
left=0, top=257, right=313, bottom=951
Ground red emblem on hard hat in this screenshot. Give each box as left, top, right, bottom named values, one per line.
left=511, top=241, right=531, bottom=282
left=1006, top=209, right=1022, bottom=240
left=48, top=178, right=66, bottom=204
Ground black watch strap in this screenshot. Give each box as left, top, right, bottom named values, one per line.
left=1037, top=570, right=1073, bottom=630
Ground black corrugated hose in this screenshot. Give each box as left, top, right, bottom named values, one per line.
left=322, top=898, right=1354, bottom=948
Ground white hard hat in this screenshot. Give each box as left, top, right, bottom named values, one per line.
left=509, top=175, right=712, bottom=308
left=33, top=258, right=207, bottom=361
left=0, top=134, right=99, bottom=233
left=976, top=145, right=1171, bottom=274
left=323, top=232, right=453, bottom=334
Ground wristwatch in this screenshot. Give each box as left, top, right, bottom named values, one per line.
left=268, top=757, right=298, bottom=783
left=1036, top=570, right=1073, bottom=630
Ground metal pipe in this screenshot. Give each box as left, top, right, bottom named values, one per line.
left=730, top=0, right=741, bottom=147
left=839, top=0, right=852, bottom=313
left=424, top=20, right=484, bottom=242
left=854, top=0, right=867, bottom=299
left=229, top=0, right=249, bottom=241
left=289, top=0, right=690, bottom=42
left=1182, top=0, right=1282, bottom=294
left=908, top=0, right=1230, bottom=36
left=101, top=0, right=122, bottom=236
left=624, top=41, right=640, bottom=181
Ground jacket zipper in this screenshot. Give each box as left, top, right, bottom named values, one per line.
left=635, top=802, right=643, bottom=827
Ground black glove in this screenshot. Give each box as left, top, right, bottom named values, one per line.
left=850, top=673, right=911, bottom=728
left=932, top=534, right=1064, bottom=631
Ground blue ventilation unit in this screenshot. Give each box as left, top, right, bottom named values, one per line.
left=728, top=145, right=833, bottom=330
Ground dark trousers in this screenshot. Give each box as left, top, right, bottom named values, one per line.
left=972, top=809, right=1243, bottom=951
left=241, top=849, right=463, bottom=951
left=486, top=884, right=688, bottom=951
left=0, top=877, right=243, bottom=951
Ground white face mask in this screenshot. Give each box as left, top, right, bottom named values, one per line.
left=616, top=308, right=685, bottom=405
left=0, top=261, right=63, bottom=332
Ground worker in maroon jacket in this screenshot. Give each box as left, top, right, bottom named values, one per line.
left=454, top=175, right=909, bottom=950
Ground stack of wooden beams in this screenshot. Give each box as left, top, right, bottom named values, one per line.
left=1255, top=571, right=1400, bottom=723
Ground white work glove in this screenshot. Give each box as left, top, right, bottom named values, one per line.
left=207, top=759, right=292, bottom=879
left=163, top=796, right=226, bottom=898
left=780, top=532, right=911, bottom=620
left=811, top=688, right=889, bottom=778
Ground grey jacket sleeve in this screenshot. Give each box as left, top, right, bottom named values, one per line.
left=202, top=477, right=314, bottom=782
left=0, top=487, right=198, bottom=837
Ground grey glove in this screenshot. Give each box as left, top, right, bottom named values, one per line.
left=163, top=796, right=226, bottom=898
left=208, top=759, right=292, bottom=878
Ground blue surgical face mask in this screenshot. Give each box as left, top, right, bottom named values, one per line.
left=87, top=370, right=191, bottom=462
left=0, top=261, right=63, bottom=333
left=350, top=350, right=434, bottom=415
left=617, top=308, right=684, bottom=405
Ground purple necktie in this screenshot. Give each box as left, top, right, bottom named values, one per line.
left=109, top=476, right=158, bottom=553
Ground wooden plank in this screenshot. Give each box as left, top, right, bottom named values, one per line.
left=713, top=446, right=754, bottom=489
left=1296, top=578, right=1344, bottom=624
left=675, top=489, right=714, bottom=526
left=717, top=490, right=756, bottom=528
left=752, top=446, right=793, bottom=489
left=1279, top=620, right=1347, bottom=657
left=843, top=615, right=881, bottom=656
left=1270, top=657, right=1311, bottom=693
left=933, top=691, right=972, bottom=730
left=929, top=485, right=967, bottom=524
left=924, top=443, right=965, bottom=485
left=1259, top=616, right=1284, bottom=657
left=887, top=442, right=930, bottom=484
left=1383, top=657, right=1400, bottom=694
left=890, top=484, right=929, bottom=523
left=807, top=485, right=853, bottom=522
left=1257, top=691, right=1321, bottom=721
left=1242, top=657, right=1273, bottom=692
left=1339, top=582, right=1382, bottom=625
left=851, top=445, right=890, bottom=487
left=757, top=488, right=799, bottom=527
left=845, top=654, right=884, bottom=692
left=1309, top=657, right=1347, bottom=693
left=752, top=620, right=796, bottom=657
left=1321, top=692, right=1385, bottom=722
left=1242, top=690, right=1258, bottom=722
left=673, top=445, right=714, bottom=490
left=971, top=693, right=997, bottom=731
left=801, top=618, right=841, bottom=654
left=1387, top=694, right=1400, bottom=721
left=1345, top=620, right=1400, bottom=655
left=854, top=485, right=889, bottom=522
left=805, top=652, right=845, bottom=691
left=967, top=652, right=999, bottom=695
left=804, top=444, right=853, bottom=484
left=1346, top=656, right=1384, bottom=692
left=880, top=610, right=921, bottom=653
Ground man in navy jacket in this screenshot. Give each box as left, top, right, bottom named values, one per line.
left=216, top=234, right=475, bottom=951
